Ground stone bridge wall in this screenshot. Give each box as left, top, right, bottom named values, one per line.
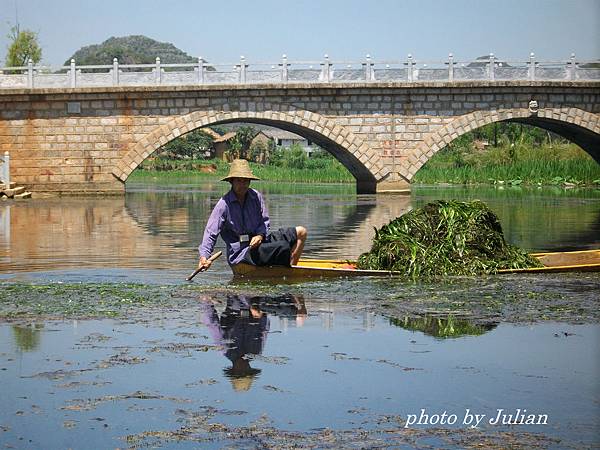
left=0, top=81, right=598, bottom=194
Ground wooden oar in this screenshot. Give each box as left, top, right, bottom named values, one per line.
left=186, top=251, right=223, bottom=281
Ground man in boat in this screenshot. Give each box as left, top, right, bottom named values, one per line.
left=197, top=159, right=307, bottom=271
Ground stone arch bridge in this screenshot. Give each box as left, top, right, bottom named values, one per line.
left=0, top=81, right=598, bottom=193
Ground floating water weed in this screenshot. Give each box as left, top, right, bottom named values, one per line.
left=356, top=200, right=542, bottom=277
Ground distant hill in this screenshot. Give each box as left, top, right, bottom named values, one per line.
left=468, top=55, right=510, bottom=68
left=64, top=35, right=198, bottom=66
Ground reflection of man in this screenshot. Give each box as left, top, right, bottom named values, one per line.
left=201, top=294, right=268, bottom=391
left=200, top=294, right=307, bottom=391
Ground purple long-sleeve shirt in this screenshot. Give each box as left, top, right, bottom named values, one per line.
left=199, top=188, right=270, bottom=265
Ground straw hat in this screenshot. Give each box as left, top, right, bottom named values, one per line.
left=229, top=375, right=255, bottom=392
left=224, top=358, right=262, bottom=392
left=221, top=159, right=260, bottom=182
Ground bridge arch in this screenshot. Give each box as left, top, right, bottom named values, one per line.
left=406, top=108, right=600, bottom=180
left=113, top=106, right=389, bottom=193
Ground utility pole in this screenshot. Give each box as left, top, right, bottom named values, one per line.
left=494, top=123, right=498, bottom=147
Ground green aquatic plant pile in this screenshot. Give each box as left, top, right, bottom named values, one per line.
left=356, top=200, right=542, bottom=277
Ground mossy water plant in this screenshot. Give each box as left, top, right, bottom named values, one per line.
left=389, top=315, right=497, bottom=338
left=356, top=200, right=542, bottom=277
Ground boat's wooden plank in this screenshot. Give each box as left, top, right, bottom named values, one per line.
left=232, top=262, right=396, bottom=278
left=498, top=263, right=600, bottom=274
left=534, top=250, right=600, bottom=267
left=231, top=250, right=600, bottom=278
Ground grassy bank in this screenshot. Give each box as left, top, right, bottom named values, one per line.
left=130, top=143, right=600, bottom=187
left=414, top=143, right=600, bottom=186
left=130, top=157, right=355, bottom=183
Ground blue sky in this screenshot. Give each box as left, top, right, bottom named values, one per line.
left=0, top=0, right=598, bottom=67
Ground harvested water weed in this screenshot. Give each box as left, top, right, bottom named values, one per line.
left=357, top=200, right=542, bottom=277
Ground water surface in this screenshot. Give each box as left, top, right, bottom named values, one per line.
left=0, top=182, right=599, bottom=448
left=1, top=183, right=598, bottom=282
left=1, top=299, right=598, bottom=448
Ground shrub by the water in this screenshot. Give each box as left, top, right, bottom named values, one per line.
left=356, top=200, right=542, bottom=277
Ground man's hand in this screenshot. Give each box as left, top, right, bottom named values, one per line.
left=249, top=235, right=263, bottom=249
left=198, top=256, right=212, bottom=271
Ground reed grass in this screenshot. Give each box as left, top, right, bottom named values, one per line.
left=414, top=143, right=600, bottom=186
left=129, top=158, right=354, bottom=183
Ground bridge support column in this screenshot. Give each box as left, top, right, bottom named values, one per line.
left=356, top=180, right=376, bottom=194
left=356, top=179, right=411, bottom=194
left=375, top=179, right=411, bottom=194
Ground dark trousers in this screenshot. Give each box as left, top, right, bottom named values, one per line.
left=244, top=227, right=298, bottom=267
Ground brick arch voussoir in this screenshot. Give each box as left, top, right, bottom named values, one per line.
left=405, top=107, right=600, bottom=180
left=113, top=106, right=383, bottom=182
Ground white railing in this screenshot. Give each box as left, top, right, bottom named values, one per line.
left=0, top=151, right=9, bottom=187
left=0, top=53, right=598, bottom=89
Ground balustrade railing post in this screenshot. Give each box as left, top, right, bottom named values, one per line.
left=528, top=52, right=536, bottom=81
left=569, top=53, right=576, bottom=80
left=1, top=151, right=10, bottom=187
left=364, top=54, right=374, bottom=81
left=488, top=53, right=495, bottom=81
left=112, top=58, right=119, bottom=86
left=320, top=54, right=331, bottom=82
left=407, top=54, right=413, bottom=82
left=448, top=53, right=454, bottom=81
left=239, top=56, right=247, bottom=83
left=155, top=57, right=162, bottom=85
left=280, top=54, right=288, bottom=82
left=27, top=58, right=33, bottom=88
left=197, top=57, right=204, bottom=84
left=70, top=59, right=77, bottom=87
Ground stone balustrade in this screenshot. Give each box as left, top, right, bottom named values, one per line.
left=1, top=53, right=599, bottom=89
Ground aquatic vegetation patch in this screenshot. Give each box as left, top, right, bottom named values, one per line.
left=122, top=409, right=562, bottom=449
left=1, top=273, right=598, bottom=324
left=0, top=282, right=221, bottom=319
left=357, top=200, right=542, bottom=277
left=389, top=315, right=497, bottom=338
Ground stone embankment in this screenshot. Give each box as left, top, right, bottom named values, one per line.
left=0, top=182, right=31, bottom=200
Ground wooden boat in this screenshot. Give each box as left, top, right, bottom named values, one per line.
left=231, top=249, right=600, bottom=279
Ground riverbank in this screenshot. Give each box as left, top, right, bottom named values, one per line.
left=130, top=144, right=600, bottom=188
left=131, top=157, right=354, bottom=183
left=414, top=143, right=600, bottom=187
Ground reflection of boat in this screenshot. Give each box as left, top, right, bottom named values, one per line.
left=231, top=249, right=600, bottom=278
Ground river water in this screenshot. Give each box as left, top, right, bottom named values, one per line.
left=0, top=182, right=599, bottom=448
left=1, top=182, right=599, bottom=282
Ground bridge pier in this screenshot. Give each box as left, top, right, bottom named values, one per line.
left=375, top=180, right=411, bottom=194
left=356, top=179, right=411, bottom=194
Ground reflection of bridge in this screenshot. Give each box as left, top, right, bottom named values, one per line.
left=1, top=189, right=599, bottom=273
left=123, top=189, right=409, bottom=260
left=0, top=198, right=187, bottom=273
left=306, top=194, right=413, bottom=259
left=0, top=65, right=598, bottom=194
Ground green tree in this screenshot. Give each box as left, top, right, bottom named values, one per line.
left=5, top=26, right=42, bottom=67
left=283, top=143, right=308, bottom=169
left=160, top=129, right=214, bottom=159
left=226, top=126, right=257, bottom=160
